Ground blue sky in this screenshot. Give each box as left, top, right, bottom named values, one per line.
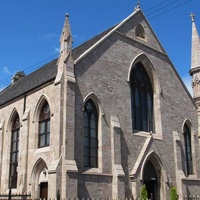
left=0, top=0, right=199, bottom=93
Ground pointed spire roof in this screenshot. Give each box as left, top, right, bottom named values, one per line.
left=190, top=13, right=200, bottom=70
left=59, top=13, right=72, bottom=56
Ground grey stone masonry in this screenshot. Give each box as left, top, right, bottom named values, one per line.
left=0, top=7, right=199, bottom=200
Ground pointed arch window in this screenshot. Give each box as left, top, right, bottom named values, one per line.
left=130, top=62, right=153, bottom=132
left=38, top=101, right=50, bottom=148
left=183, top=123, right=193, bottom=176
left=135, top=24, right=145, bottom=39
left=9, top=113, right=20, bottom=188
left=83, top=99, right=98, bottom=168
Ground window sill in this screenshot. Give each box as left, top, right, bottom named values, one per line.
left=83, top=167, right=102, bottom=174
left=82, top=168, right=112, bottom=176
left=6, top=188, right=17, bottom=193
left=182, top=174, right=198, bottom=181
left=133, top=130, right=163, bottom=140
left=35, top=146, right=50, bottom=154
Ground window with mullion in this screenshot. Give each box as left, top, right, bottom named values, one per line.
left=131, top=62, right=153, bottom=132
left=9, top=114, right=20, bottom=188
left=184, top=124, right=193, bottom=176
left=84, top=99, right=98, bottom=168
left=39, top=119, right=50, bottom=147
left=38, top=102, right=50, bottom=148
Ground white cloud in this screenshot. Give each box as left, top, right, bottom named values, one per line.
left=72, top=34, right=85, bottom=41
left=3, top=66, right=13, bottom=75
left=182, top=75, right=193, bottom=95
left=38, top=33, right=58, bottom=40
left=46, top=33, right=58, bottom=40
left=72, top=34, right=79, bottom=39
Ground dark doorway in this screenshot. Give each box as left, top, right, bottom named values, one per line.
left=143, top=160, right=159, bottom=200
left=40, top=182, right=48, bottom=200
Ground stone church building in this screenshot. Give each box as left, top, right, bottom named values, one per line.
left=0, top=5, right=200, bottom=199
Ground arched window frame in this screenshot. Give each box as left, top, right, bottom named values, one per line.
left=130, top=62, right=153, bottom=132
left=135, top=24, right=146, bottom=40
left=31, top=158, right=48, bottom=200
left=83, top=99, right=98, bottom=168
left=128, top=54, right=163, bottom=139
left=9, top=113, right=20, bottom=188
left=183, top=123, right=193, bottom=176
left=38, top=101, right=50, bottom=148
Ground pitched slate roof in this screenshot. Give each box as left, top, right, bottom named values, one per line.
left=72, top=25, right=116, bottom=60
left=0, top=26, right=116, bottom=106
left=0, top=59, right=58, bottom=106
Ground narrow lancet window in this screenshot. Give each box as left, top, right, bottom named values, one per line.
left=184, top=124, right=193, bottom=176
left=9, top=113, right=20, bottom=188
left=84, top=99, right=98, bottom=168
left=135, top=24, right=145, bottom=39
left=130, top=62, right=153, bottom=132
left=38, top=101, right=50, bottom=148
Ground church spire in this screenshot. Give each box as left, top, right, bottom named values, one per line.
left=190, top=13, right=200, bottom=70
left=54, top=13, right=74, bottom=85
left=189, top=13, right=200, bottom=100
left=59, top=13, right=72, bottom=56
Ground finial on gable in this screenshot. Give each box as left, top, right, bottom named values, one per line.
left=190, top=13, right=195, bottom=22
left=137, top=1, right=140, bottom=8
left=135, top=1, right=141, bottom=11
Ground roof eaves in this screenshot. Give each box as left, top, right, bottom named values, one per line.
left=0, top=78, right=55, bottom=107
left=0, top=58, right=57, bottom=106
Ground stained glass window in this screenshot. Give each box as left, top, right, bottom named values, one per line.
left=135, top=24, right=145, bottom=39
left=39, top=102, right=50, bottom=148
left=130, top=62, right=153, bottom=132
left=184, top=124, right=193, bottom=176
left=84, top=99, right=98, bottom=168
left=9, top=113, right=20, bottom=188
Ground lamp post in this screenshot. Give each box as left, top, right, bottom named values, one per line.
left=8, top=187, right=11, bottom=200
left=8, top=177, right=12, bottom=200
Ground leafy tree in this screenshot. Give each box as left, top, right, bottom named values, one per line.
left=170, top=187, right=178, bottom=200
left=140, top=184, right=148, bottom=200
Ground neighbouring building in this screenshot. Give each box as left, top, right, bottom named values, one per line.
left=0, top=5, right=200, bottom=200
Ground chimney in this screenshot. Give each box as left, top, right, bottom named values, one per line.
left=12, top=71, right=25, bottom=84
